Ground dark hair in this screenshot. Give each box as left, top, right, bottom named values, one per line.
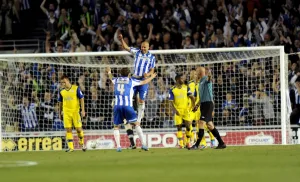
left=60, top=74, right=69, bottom=80
left=120, top=68, right=130, bottom=77
left=175, top=74, right=183, bottom=81
left=296, top=77, right=300, bottom=83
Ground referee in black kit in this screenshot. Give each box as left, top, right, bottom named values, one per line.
left=290, top=77, right=300, bottom=125
left=190, top=67, right=226, bottom=149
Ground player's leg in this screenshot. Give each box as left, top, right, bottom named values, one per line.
left=73, top=112, right=86, bottom=151
left=206, top=121, right=226, bottom=149
left=113, top=106, right=123, bottom=152
left=205, top=103, right=226, bottom=149
left=199, top=121, right=207, bottom=148
left=183, top=111, right=193, bottom=148
left=124, top=106, right=148, bottom=151
left=137, top=84, right=149, bottom=123
left=113, top=125, right=122, bottom=152
left=64, top=114, right=74, bottom=152
left=132, top=122, right=148, bottom=151
left=204, top=123, right=215, bottom=148
left=183, top=120, right=192, bottom=148
left=174, top=111, right=184, bottom=148
left=124, top=122, right=136, bottom=149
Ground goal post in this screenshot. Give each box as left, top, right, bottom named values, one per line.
left=0, top=46, right=290, bottom=152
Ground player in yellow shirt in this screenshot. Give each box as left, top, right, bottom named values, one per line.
left=58, top=75, right=86, bottom=152
left=169, top=74, right=195, bottom=148
left=191, top=68, right=215, bottom=149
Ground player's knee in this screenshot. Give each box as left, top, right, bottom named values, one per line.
left=75, top=128, right=82, bottom=133
left=124, top=124, right=132, bottom=130
left=207, top=122, right=214, bottom=130
left=114, top=125, right=120, bottom=130
left=65, top=128, right=72, bottom=133
left=176, top=125, right=182, bottom=131
left=198, top=121, right=205, bottom=129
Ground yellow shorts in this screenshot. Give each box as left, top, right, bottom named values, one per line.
left=63, top=111, right=82, bottom=128
left=174, top=109, right=193, bottom=126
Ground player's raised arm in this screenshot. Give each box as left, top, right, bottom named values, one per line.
left=138, top=73, right=157, bottom=85
left=106, top=67, right=116, bottom=83
left=118, top=34, right=130, bottom=52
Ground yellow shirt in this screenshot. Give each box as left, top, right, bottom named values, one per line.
left=188, top=81, right=196, bottom=110
left=169, top=84, right=192, bottom=110
left=58, top=85, right=84, bottom=112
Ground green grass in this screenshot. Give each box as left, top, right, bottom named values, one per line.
left=0, top=146, right=300, bottom=182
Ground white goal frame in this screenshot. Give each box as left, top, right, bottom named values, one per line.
left=0, top=46, right=287, bottom=152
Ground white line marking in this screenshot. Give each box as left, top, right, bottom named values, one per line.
left=0, top=161, right=38, bottom=168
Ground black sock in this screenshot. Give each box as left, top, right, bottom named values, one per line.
left=126, top=129, right=135, bottom=146
left=210, top=127, right=224, bottom=145
left=195, top=129, right=204, bottom=147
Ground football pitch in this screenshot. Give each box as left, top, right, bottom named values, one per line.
left=0, top=145, right=299, bottom=182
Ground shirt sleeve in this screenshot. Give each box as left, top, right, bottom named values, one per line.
left=169, top=89, right=174, bottom=100
left=130, top=47, right=140, bottom=55
left=58, top=91, right=63, bottom=102
left=77, top=87, right=84, bottom=99
left=187, top=87, right=192, bottom=96
left=112, top=78, right=117, bottom=84
left=150, top=55, right=156, bottom=69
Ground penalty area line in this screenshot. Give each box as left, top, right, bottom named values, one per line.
left=0, top=161, right=38, bottom=168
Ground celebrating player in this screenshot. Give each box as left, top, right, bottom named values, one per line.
left=169, top=74, right=195, bottom=148
left=191, top=67, right=226, bottom=149
left=190, top=68, right=216, bottom=149
left=118, top=35, right=155, bottom=119
left=118, top=34, right=156, bottom=149
left=106, top=67, right=157, bottom=152
left=58, top=75, right=86, bottom=152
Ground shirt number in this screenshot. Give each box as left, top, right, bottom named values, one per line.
left=117, top=84, right=125, bottom=95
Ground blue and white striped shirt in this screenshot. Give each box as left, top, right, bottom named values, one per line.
left=130, top=47, right=156, bottom=77
left=112, top=77, right=141, bottom=106
left=18, top=103, right=38, bottom=129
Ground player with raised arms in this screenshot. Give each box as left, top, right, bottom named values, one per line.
left=169, top=74, right=195, bottom=148
left=118, top=34, right=156, bottom=149
left=191, top=67, right=226, bottom=149
left=106, top=67, right=157, bottom=152
left=190, top=68, right=216, bottom=149
left=58, top=75, right=86, bottom=152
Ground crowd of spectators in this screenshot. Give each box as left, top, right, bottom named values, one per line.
left=0, top=0, right=32, bottom=39
left=2, top=0, right=300, bottom=132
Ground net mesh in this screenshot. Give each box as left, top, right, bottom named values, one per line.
left=0, top=48, right=287, bottom=151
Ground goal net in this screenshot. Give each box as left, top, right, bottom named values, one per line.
left=0, top=46, right=290, bottom=152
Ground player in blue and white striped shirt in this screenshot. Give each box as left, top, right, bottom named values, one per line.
left=106, top=67, right=157, bottom=152
left=118, top=34, right=156, bottom=124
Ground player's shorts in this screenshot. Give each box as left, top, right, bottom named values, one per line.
left=189, top=111, right=196, bottom=121
left=174, top=109, right=193, bottom=126
left=113, top=105, right=137, bottom=125
left=132, top=77, right=148, bottom=101
left=63, top=111, right=82, bottom=128
left=200, top=101, right=214, bottom=122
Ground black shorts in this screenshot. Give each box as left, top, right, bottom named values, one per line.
left=200, top=101, right=214, bottom=122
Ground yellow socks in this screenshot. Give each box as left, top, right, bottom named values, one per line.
left=66, top=132, right=74, bottom=150
left=77, top=131, right=84, bottom=146
left=177, top=131, right=183, bottom=147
